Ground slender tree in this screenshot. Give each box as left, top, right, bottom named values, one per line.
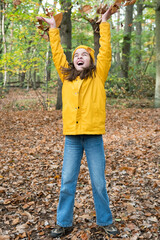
left=56, top=0, right=72, bottom=110
left=2, top=1, right=7, bottom=86
left=136, top=0, right=143, bottom=66
left=120, top=5, right=134, bottom=81
left=155, top=0, right=160, bottom=107
left=116, top=10, right=121, bottom=65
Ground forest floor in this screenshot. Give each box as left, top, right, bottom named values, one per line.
left=0, top=89, right=160, bottom=240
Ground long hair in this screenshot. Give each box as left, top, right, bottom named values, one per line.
left=61, top=56, right=96, bottom=81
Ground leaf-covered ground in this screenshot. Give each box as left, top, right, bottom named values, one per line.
left=0, top=107, right=159, bottom=240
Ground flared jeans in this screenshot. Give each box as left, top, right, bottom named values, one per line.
left=57, top=135, right=113, bottom=227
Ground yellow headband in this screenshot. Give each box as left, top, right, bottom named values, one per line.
left=72, top=45, right=95, bottom=63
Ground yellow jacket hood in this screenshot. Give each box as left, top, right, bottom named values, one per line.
left=72, top=45, right=95, bottom=63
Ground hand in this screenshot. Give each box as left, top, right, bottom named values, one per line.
left=102, top=6, right=117, bottom=22
left=36, top=16, right=56, bottom=28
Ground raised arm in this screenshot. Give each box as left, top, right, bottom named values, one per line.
left=96, top=6, right=116, bottom=85
left=37, top=15, right=69, bottom=83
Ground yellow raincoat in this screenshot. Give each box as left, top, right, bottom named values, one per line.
left=49, top=22, right=111, bottom=135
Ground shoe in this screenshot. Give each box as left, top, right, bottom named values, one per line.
left=101, top=223, right=120, bottom=236
left=50, top=225, right=73, bottom=238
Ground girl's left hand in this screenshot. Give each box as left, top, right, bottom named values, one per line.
left=102, top=6, right=117, bottom=22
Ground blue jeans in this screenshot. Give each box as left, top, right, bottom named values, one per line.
left=57, top=135, right=113, bottom=227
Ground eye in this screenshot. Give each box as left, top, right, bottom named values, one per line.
left=82, top=52, right=88, bottom=56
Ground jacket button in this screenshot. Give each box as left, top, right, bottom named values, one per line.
left=76, top=121, right=78, bottom=124
left=78, top=106, right=80, bottom=109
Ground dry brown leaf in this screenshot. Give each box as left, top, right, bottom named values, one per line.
left=22, top=211, right=33, bottom=220
left=111, top=0, right=137, bottom=13
left=0, top=95, right=159, bottom=239
left=148, top=216, right=158, bottom=222
left=75, top=201, right=83, bottom=208
left=16, top=223, right=29, bottom=233
left=54, top=12, right=63, bottom=28
left=80, top=214, right=93, bottom=220
left=0, top=187, right=6, bottom=193
left=79, top=5, right=92, bottom=14
left=124, top=0, right=137, bottom=6
left=96, top=4, right=108, bottom=14
left=12, top=218, right=20, bottom=226
left=119, top=166, right=136, bottom=175
left=80, top=232, right=88, bottom=240
left=13, top=0, right=21, bottom=7
left=126, top=203, right=136, bottom=213
left=0, top=236, right=10, bottom=240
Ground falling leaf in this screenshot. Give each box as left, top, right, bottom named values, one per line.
left=13, top=0, right=21, bottom=7
left=124, top=0, right=137, bottom=6
left=96, top=4, right=108, bottom=14
left=37, top=11, right=63, bottom=42
left=54, top=12, right=63, bottom=28
left=79, top=5, right=92, bottom=14
left=111, top=0, right=137, bottom=13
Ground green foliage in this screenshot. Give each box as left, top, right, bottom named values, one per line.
left=72, top=19, right=93, bottom=49
left=0, top=0, right=157, bottom=100
left=106, top=74, right=127, bottom=98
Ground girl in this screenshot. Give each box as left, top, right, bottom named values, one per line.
left=37, top=6, right=120, bottom=238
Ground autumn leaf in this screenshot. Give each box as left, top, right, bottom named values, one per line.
left=13, top=0, right=21, bottom=7
left=0, top=187, right=6, bottom=193
left=79, top=5, right=92, bottom=14
left=12, top=218, right=20, bottom=226
left=0, top=91, right=159, bottom=239
left=111, top=0, right=137, bottom=13
left=96, top=4, right=108, bottom=14
left=124, top=0, right=137, bottom=6
left=37, top=11, right=63, bottom=41
left=54, top=12, right=63, bottom=28
left=0, top=236, right=10, bottom=240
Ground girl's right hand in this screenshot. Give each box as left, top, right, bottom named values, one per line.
left=36, top=16, right=56, bottom=28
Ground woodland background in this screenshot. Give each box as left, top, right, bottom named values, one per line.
left=0, top=0, right=160, bottom=240
left=0, top=0, right=160, bottom=109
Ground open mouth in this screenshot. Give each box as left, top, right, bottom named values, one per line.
left=77, top=61, right=84, bottom=66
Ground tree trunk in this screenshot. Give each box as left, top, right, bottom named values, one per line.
left=20, top=72, right=26, bottom=88
left=116, top=11, right=121, bottom=65
left=2, top=2, right=7, bottom=86
left=0, top=1, right=3, bottom=83
left=155, top=1, right=160, bottom=107
left=47, top=46, right=52, bottom=83
left=136, top=1, right=143, bottom=67
left=120, top=5, right=134, bottom=81
left=56, top=0, right=72, bottom=110
left=89, top=21, right=100, bottom=60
